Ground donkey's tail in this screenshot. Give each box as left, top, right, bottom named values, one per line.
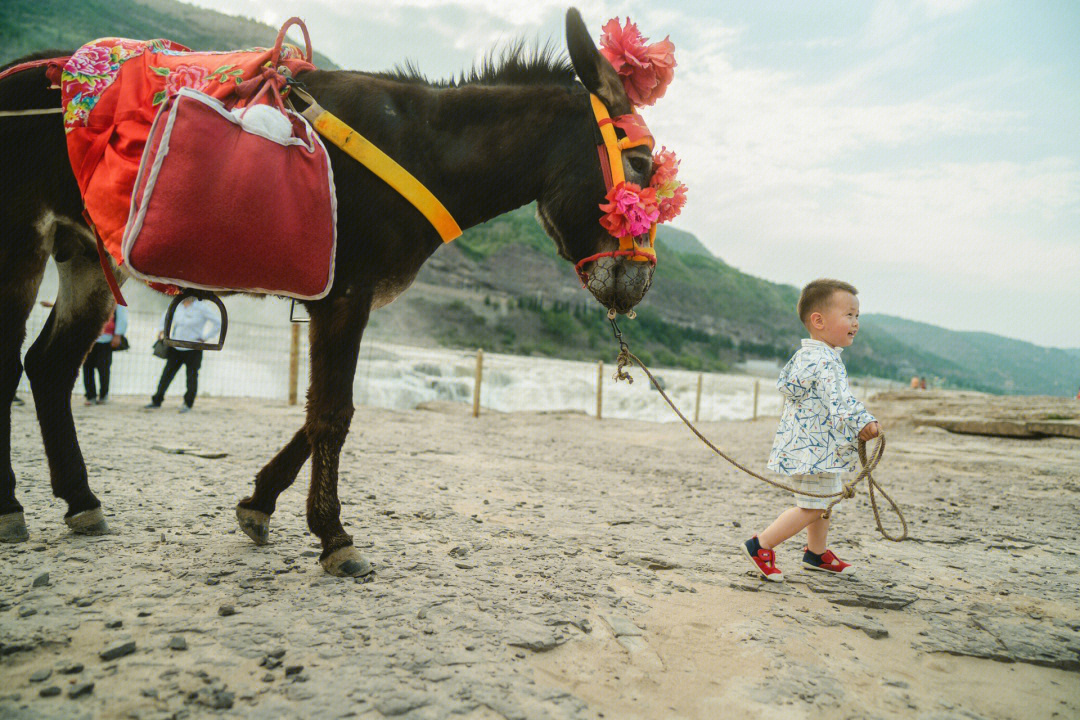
left=0, top=51, right=71, bottom=115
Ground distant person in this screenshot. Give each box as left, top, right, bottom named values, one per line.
left=910, top=376, right=920, bottom=389
left=145, top=297, right=221, bottom=412
left=919, top=377, right=927, bottom=390
left=82, top=306, right=128, bottom=405
left=740, top=278, right=880, bottom=581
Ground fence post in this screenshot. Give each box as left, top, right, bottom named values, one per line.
left=596, top=360, right=603, bottom=420
left=694, top=373, right=703, bottom=423
left=288, top=322, right=301, bottom=406
left=472, top=348, right=484, bottom=418
left=752, top=379, right=760, bottom=421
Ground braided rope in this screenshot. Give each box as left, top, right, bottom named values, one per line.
left=614, top=344, right=908, bottom=542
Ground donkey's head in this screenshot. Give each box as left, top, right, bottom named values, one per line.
left=534, top=8, right=657, bottom=315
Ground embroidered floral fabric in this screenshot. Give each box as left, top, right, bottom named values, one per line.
left=767, top=339, right=876, bottom=475
left=60, top=38, right=314, bottom=268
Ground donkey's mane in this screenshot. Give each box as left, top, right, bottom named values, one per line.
left=372, top=40, right=576, bottom=89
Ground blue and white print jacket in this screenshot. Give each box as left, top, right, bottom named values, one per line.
left=767, top=339, right=876, bottom=475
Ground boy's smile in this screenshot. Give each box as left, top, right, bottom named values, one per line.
left=809, top=290, right=860, bottom=348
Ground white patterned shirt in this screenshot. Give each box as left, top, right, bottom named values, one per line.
left=767, top=339, right=876, bottom=475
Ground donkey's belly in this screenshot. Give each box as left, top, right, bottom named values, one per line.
left=371, top=273, right=418, bottom=310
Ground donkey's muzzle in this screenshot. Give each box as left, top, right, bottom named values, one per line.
left=584, top=254, right=654, bottom=314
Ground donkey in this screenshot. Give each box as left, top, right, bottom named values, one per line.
left=0, top=9, right=657, bottom=576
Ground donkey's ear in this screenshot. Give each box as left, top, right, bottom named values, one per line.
left=566, top=8, right=629, bottom=113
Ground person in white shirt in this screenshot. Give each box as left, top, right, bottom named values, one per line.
left=740, top=279, right=881, bottom=581
left=145, top=297, right=221, bottom=412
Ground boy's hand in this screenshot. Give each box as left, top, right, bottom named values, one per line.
left=859, top=421, right=881, bottom=442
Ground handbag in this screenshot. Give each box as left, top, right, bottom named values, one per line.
left=152, top=338, right=169, bottom=359
left=121, top=87, right=337, bottom=299
left=115, top=335, right=130, bottom=352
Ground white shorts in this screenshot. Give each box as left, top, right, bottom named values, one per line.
left=788, top=473, right=843, bottom=511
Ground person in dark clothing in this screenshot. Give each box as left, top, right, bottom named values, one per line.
left=83, top=306, right=128, bottom=405
left=145, top=298, right=220, bottom=412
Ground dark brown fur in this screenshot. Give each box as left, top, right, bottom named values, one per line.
left=0, top=10, right=656, bottom=571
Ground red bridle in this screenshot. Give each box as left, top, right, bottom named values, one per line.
left=575, top=94, right=657, bottom=286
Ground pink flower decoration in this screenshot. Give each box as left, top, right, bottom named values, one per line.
left=599, top=17, right=677, bottom=107
left=164, top=64, right=211, bottom=95
left=649, top=147, right=687, bottom=223
left=66, top=45, right=113, bottom=78
left=599, top=182, right=660, bottom=238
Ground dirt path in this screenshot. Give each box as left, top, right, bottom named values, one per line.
left=2, top=391, right=1078, bottom=719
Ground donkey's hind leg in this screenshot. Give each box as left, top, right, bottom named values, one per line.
left=23, top=219, right=116, bottom=534
left=0, top=227, right=50, bottom=542
left=236, top=428, right=311, bottom=545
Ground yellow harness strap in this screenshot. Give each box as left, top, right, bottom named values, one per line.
left=294, top=88, right=462, bottom=243
left=589, top=94, right=656, bottom=261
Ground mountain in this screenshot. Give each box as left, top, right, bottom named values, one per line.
left=0, top=0, right=338, bottom=68
left=363, top=203, right=1077, bottom=396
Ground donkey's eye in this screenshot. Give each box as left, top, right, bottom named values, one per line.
left=629, top=157, right=649, bottom=175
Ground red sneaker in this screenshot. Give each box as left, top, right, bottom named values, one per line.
left=741, top=538, right=783, bottom=582
left=803, top=548, right=855, bottom=575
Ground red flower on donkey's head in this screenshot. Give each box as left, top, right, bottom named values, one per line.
left=649, top=147, right=687, bottom=223
left=599, top=182, right=660, bottom=239
left=599, top=18, right=676, bottom=107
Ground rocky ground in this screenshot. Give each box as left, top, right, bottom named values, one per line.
left=1, top=390, right=1078, bottom=719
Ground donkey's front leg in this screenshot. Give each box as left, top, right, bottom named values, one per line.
left=304, top=291, right=373, bottom=577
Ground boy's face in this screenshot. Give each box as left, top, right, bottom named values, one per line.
left=809, top=291, right=860, bottom=348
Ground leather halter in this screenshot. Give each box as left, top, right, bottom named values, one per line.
left=575, top=93, right=657, bottom=284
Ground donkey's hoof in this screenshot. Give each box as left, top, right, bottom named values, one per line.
left=65, top=507, right=109, bottom=535
left=0, top=511, right=29, bottom=543
left=321, top=546, right=374, bottom=578
left=236, top=506, right=270, bottom=546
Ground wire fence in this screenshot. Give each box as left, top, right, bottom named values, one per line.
left=16, top=299, right=899, bottom=421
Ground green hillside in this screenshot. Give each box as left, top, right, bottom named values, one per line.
left=0, top=0, right=337, bottom=67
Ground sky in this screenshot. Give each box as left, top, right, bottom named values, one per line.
left=185, top=0, right=1079, bottom=349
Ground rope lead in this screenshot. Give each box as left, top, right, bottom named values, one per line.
left=608, top=326, right=908, bottom=542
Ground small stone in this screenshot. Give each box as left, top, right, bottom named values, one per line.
left=218, top=605, right=236, bottom=617
left=206, top=577, right=219, bottom=585
left=18, top=606, right=37, bottom=618
left=39, top=686, right=61, bottom=697
left=29, top=669, right=51, bottom=683
left=262, top=673, right=275, bottom=683
left=58, top=663, right=84, bottom=674
left=99, top=640, right=136, bottom=661
left=68, top=682, right=94, bottom=698
left=168, top=636, right=187, bottom=651
left=141, top=688, right=158, bottom=698
left=284, top=665, right=303, bottom=676
left=105, top=619, right=123, bottom=629
left=267, top=648, right=286, bottom=659
left=137, top=609, right=152, bottom=617
left=32, top=572, right=50, bottom=587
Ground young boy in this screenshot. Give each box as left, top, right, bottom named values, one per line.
left=740, top=279, right=880, bottom=581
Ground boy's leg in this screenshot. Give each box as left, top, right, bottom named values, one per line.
left=758, top=507, right=824, bottom=549
left=805, top=515, right=829, bottom=555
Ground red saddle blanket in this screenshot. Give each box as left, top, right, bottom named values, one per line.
left=60, top=38, right=318, bottom=284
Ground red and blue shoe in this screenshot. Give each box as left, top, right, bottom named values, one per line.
left=741, top=536, right=783, bottom=582
left=803, top=547, right=855, bottom=576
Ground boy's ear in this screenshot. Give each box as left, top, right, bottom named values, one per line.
left=809, top=311, right=825, bottom=329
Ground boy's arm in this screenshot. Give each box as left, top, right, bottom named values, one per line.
left=820, top=360, right=876, bottom=437
left=776, top=352, right=813, bottom=399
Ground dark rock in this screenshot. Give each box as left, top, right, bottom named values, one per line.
left=104, top=619, right=123, bottom=629
left=58, top=662, right=84, bottom=674
left=284, top=665, right=303, bottom=676
left=218, top=605, right=236, bottom=617
left=100, top=640, right=136, bottom=661
left=39, top=686, right=61, bottom=697
left=32, top=573, right=49, bottom=587
left=190, top=687, right=234, bottom=709
left=137, top=610, right=152, bottom=617
left=68, top=682, right=94, bottom=698
left=168, top=636, right=187, bottom=651
left=18, top=607, right=37, bottom=618
left=29, top=669, right=51, bottom=682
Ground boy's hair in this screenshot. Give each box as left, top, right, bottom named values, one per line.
left=798, top=279, right=858, bottom=326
